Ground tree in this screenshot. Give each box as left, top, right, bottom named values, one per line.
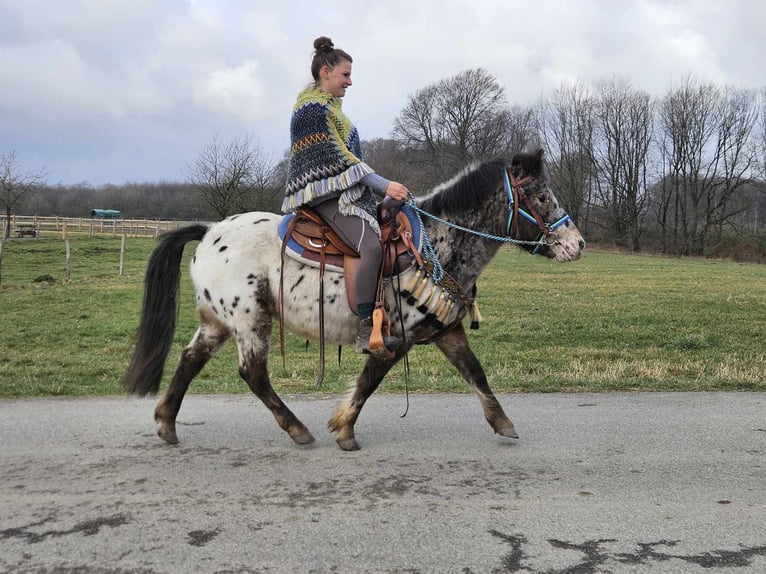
left=186, top=134, right=278, bottom=219
left=706, top=86, right=759, bottom=240
left=0, top=150, right=47, bottom=238
left=655, top=78, right=759, bottom=254
left=537, top=81, right=596, bottom=231
left=393, top=68, right=534, bottom=186
left=591, top=78, right=654, bottom=251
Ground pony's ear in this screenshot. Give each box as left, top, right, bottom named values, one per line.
left=511, top=148, right=545, bottom=178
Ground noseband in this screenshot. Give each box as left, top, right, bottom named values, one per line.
left=503, top=168, right=571, bottom=254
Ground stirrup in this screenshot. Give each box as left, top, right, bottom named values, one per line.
left=367, top=308, right=400, bottom=358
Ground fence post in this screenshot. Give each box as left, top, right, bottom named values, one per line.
left=0, top=240, right=4, bottom=285
left=119, top=234, right=126, bottom=277
left=65, top=238, right=71, bottom=281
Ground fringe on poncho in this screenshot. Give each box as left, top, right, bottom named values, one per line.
left=282, top=85, right=380, bottom=234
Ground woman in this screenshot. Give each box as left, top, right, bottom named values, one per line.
left=283, top=36, right=408, bottom=356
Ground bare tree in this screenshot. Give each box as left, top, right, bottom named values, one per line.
left=751, top=88, right=766, bottom=233
left=707, top=86, right=759, bottom=239
left=0, top=150, right=47, bottom=238
left=360, top=138, right=414, bottom=185
left=655, top=78, right=759, bottom=254
left=655, top=77, right=718, bottom=253
left=537, top=82, right=596, bottom=231
left=759, top=88, right=766, bottom=180
left=393, top=68, right=533, bottom=186
left=187, top=134, right=278, bottom=219
left=591, top=78, right=654, bottom=251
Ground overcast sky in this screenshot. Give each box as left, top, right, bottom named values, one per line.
left=1, top=0, right=764, bottom=186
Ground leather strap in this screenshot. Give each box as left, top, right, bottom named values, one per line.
left=279, top=215, right=301, bottom=372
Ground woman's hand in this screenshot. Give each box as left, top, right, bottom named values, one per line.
left=385, top=181, right=409, bottom=202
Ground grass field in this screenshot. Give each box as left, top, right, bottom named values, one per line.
left=0, top=235, right=764, bottom=397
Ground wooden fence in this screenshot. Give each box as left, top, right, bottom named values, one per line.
left=0, top=215, right=182, bottom=239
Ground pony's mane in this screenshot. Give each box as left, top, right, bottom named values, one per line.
left=418, top=159, right=507, bottom=216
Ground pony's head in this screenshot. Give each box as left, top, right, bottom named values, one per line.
left=507, top=149, right=585, bottom=262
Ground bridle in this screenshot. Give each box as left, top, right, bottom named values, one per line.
left=503, top=168, right=572, bottom=254
left=405, top=164, right=575, bottom=273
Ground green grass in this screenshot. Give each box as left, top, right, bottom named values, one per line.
left=0, top=236, right=764, bottom=397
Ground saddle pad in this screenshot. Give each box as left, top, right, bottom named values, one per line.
left=278, top=204, right=423, bottom=273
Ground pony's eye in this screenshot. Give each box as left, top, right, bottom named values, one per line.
left=537, top=195, right=548, bottom=203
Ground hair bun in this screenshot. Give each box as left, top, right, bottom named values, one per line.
left=313, top=36, right=334, bottom=53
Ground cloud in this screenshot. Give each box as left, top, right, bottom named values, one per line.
left=193, top=59, right=268, bottom=123
left=0, top=0, right=764, bottom=185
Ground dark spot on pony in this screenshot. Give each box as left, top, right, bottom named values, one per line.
left=204, top=289, right=212, bottom=302
left=232, top=296, right=240, bottom=308
left=253, top=218, right=269, bottom=225
left=219, top=245, right=228, bottom=253
left=213, top=236, right=222, bottom=245
left=291, top=275, right=305, bottom=292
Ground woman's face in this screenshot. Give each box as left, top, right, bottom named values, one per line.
left=319, top=59, right=352, bottom=98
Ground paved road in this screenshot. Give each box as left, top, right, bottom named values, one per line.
left=1, top=392, right=765, bottom=573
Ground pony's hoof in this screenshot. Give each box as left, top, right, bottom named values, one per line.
left=290, top=429, right=316, bottom=445
left=157, top=426, right=179, bottom=444
left=495, top=425, right=519, bottom=440
left=336, top=437, right=361, bottom=451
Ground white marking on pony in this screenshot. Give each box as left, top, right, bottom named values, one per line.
left=417, top=161, right=483, bottom=203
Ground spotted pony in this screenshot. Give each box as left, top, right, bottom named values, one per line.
left=121, top=150, right=585, bottom=451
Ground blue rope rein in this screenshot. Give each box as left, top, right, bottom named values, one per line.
left=403, top=175, right=572, bottom=288
left=407, top=200, right=548, bottom=247
left=405, top=191, right=545, bottom=287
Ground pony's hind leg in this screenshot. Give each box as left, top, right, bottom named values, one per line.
left=236, top=324, right=314, bottom=446
left=327, top=351, right=402, bottom=451
left=433, top=323, right=518, bottom=440
left=155, top=312, right=231, bottom=444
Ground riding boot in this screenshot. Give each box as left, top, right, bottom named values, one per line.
left=356, top=317, right=401, bottom=357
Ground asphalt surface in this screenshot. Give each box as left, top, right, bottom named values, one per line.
left=1, top=392, right=765, bottom=573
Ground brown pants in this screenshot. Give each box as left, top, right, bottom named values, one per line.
left=312, top=197, right=380, bottom=316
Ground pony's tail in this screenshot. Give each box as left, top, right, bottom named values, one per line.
left=121, top=224, right=208, bottom=396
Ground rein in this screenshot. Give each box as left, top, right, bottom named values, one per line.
left=406, top=168, right=571, bottom=249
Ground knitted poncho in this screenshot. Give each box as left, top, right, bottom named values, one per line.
left=283, top=85, right=380, bottom=233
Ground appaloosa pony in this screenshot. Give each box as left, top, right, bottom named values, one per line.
left=122, top=150, right=585, bottom=450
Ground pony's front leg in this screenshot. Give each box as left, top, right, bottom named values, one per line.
left=327, top=352, right=401, bottom=451
left=433, top=323, right=519, bottom=440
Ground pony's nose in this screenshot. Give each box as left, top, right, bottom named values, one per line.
left=579, top=239, right=586, bottom=250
